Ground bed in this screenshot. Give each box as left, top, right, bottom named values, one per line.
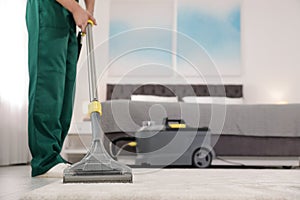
left=100, top=84, right=300, bottom=167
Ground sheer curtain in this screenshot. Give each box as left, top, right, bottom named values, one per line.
left=0, top=0, right=31, bottom=165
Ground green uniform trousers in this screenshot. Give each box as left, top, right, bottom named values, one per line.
left=26, top=0, right=78, bottom=177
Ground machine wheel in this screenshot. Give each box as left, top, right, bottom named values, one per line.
left=192, top=148, right=212, bottom=168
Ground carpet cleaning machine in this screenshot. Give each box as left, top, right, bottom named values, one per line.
left=63, top=20, right=133, bottom=183
left=134, top=118, right=213, bottom=168
left=110, top=118, right=213, bottom=168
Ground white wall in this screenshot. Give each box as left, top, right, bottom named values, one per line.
left=0, top=0, right=30, bottom=165
left=74, top=0, right=300, bottom=121
left=242, top=0, right=300, bottom=104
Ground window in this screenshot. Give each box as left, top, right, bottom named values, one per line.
left=108, top=0, right=241, bottom=77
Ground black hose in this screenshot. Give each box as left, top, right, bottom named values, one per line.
left=109, top=136, right=136, bottom=159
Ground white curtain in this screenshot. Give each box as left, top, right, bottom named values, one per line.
left=0, top=0, right=31, bottom=165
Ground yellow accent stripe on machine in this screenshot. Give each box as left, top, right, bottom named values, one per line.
left=169, top=124, right=186, bottom=129
left=88, top=101, right=102, bottom=116
left=128, top=142, right=137, bottom=147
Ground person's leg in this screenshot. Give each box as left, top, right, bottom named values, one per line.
left=26, top=0, right=71, bottom=177
left=60, top=17, right=78, bottom=144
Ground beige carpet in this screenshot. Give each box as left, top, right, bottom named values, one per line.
left=21, top=169, right=300, bottom=200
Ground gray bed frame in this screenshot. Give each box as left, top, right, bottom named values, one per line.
left=104, top=84, right=300, bottom=166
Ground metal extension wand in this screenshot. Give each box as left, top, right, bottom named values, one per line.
left=63, top=20, right=133, bottom=183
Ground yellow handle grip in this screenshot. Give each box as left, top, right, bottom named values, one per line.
left=81, top=20, right=94, bottom=36
left=87, top=19, right=94, bottom=26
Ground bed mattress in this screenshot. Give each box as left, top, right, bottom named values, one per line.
left=100, top=100, right=300, bottom=137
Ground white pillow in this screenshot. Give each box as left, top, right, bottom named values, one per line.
left=182, top=96, right=243, bottom=104
left=225, top=97, right=243, bottom=104
left=182, top=96, right=215, bottom=104
left=131, top=95, right=178, bottom=102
